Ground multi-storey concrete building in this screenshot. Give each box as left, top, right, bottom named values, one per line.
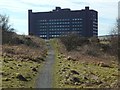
left=28, top=6, right=98, bottom=39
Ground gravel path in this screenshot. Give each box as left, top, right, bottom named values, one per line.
left=36, top=41, right=55, bottom=88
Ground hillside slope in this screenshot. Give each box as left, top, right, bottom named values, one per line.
left=1, top=32, right=47, bottom=88
left=51, top=39, right=119, bottom=88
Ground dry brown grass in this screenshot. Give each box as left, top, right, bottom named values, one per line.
left=56, top=39, right=118, bottom=66
left=2, top=44, right=47, bottom=62
left=2, top=35, right=47, bottom=62
left=1, top=35, right=47, bottom=88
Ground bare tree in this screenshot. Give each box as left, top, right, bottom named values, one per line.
left=0, top=14, right=15, bottom=44
left=0, top=14, right=14, bottom=32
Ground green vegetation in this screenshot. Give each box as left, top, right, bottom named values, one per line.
left=1, top=35, right=47, bottom=88
left=1, top=13, right=119, bottom=88
left=1, top=57, right=44, bottom=88
left=1, top=14, right=47, bottom=87
left=51, top=39, right=118, bottom=88
left=0, top=14, right=48, bottom=88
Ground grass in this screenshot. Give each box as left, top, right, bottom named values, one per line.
left=2, top=57, right=45, bottom=88
left=2, top=35, right=47, bottom=88
left=51, top=39, right=119, bottom=88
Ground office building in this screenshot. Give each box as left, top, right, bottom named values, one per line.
left=28, top=6, right=98, bottom=39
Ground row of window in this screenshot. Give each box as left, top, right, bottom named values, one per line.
left=49, top=19, right=70, bottom=21
left=72, top=22, right=82, bottom=24
left=40, top=32, right=83, bottom=38
left=39, top=25, right=82, bottom=28
left=38, top=28, right=82, bottom=31
left=39, top=25, right=70, bottom=28
left=72, top=25, right=82, bottom=27
left=38, top=18, right=83, bottom=22
left=49, top=25, right=70, bottom=28
left=50, top=35, right=61, bottom=37
left=39, top=31, right=82, bottom=35
left=72, top=28, right=82, bottom=30
left=38, top=28, right=70, bottom=31
left=49, top=31, right=81, bottom=34
left=39, top=26, right=47, bottom=28
left=72, top=18, right=83, bottom=21
left=40, top=35, right=61, bottom=38
left=49, top=28, right=70, bottom=31
left=40, top=35, right=47, bottom=37
left=39, top=32, right=47, bottom=34
left=39, top=22, right=70, bottom=25
left=39, top=19, right=70, bottom=22
left=38, top=21, right=83, bottom=25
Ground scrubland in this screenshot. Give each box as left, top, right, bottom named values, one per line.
left=51, top=37, right=119, bottom=88
left=1, top=31, right=47, bottom=88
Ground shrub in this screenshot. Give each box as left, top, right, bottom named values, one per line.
left=100, top=43, right=111, bottom=53
left=60, top=33, right=89, bottom=51
left=2, top=30, right=16, bottom=44
left=109, top=36, right=118, bottom=56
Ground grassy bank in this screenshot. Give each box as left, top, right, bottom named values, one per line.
left=2, top=57, right=45, bottom=88
left=2, top=35, right=47, bottom=88
left=51, top=39, right=118, bottom=88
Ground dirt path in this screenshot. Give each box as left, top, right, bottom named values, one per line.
left=36, top=40, right=55, bottom=88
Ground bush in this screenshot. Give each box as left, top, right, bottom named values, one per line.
left=2, top=30, right=16, bottom=44
left=60, top=33, right=89, bottom=51
left=100, top=43, right=111, bottom=53
left=82, top=44, right=102, bottom=57
left=109, top=36, right=118, bottom=56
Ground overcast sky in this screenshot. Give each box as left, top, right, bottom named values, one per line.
left=0, top=0, right=119, bottom=36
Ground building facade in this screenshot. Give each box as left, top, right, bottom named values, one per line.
left=28, top=7, right=98, bottom=39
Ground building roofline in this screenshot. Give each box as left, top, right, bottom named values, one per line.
left=29, top=6, right=97, bottom=14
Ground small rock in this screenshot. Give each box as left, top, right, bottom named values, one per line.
left=70, top=70, right=79, bottom=75
left=38, top=57, right=45, bottom=61
left=10, top=67, right=13, bottom=69
left=62, top=69, right=66, bottom=72
left=11, top=76, right=14, bottom=78
left=36, top=65, right=39, bottom=68
left=32, top=68, right=37, bottom=72
left=62, top=55, right=66, bottom=58
left=3, top=59, right=8, bottom=63
left=16, top=73, right=27, bottom=81
left=75, top=82, right=79, bottom=85
left=58, top=55, right=61, bottom=59
left=17, top=64, right=22, bottom=67
left=98, top=62, right=111, bottom=68
left=71, top=77, right=80, bottom=83
left=83, top=76, right=88, bottom=80
left=68, top=64, right=70, bottom=67
left=65, top=74, right=70, bottom=79
left=3, top=78, right=10, bottom=81
left=67, top=56, right=72, bottom=60
left=0, top=71, right=8, bottom=76
left=67, top=56, right=76, bottom=61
